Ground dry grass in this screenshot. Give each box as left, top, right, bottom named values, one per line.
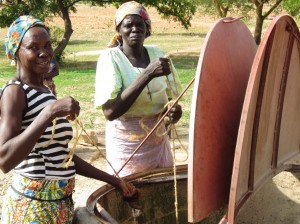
left=46, top=4, right=217, bottom=55
left=0, top=4, right=255, bottom=129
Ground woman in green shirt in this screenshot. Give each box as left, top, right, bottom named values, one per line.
left=95, top=1, right=182, bottom=177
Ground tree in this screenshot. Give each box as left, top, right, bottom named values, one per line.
left=0, top=0, right=197, bottom=60
left=212, top=0, right=233, bottom=17
left=283, top=0, right=300, bottom=18
left=0, top=0, right=55, bottom=26
left=197, top=0, right=287, bottom=44
left=250, top=0, right=283, bottom=44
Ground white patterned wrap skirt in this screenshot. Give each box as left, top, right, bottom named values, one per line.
left=105, top=116, right=173, bottom=177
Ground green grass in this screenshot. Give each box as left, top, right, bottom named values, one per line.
left=0, top=16, right=203, bottom=131
left=0, top=41, right=15, bottom=84
left=55, top=68, right=101, bottom=129
left=0, top=53, right=197, bottom=131
left=1, top=8, right=299, bottom=132
left=53, top=52, right=198, bottom=129
left=6, top=8, right=297, bottom=130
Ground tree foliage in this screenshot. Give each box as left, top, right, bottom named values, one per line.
left=196, top=0, right=296, bottom=44
left=283, top=0, right=300, bottom=18
left=1, top=0, right=297, bottom=57
left=0, top=1, right=58, bottom=27
left=0, top=0, right=197, bottom=60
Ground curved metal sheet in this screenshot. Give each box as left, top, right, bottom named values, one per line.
left=188, top=17, right=257, bottom=222
left=224, top=15, right=300, bottom=224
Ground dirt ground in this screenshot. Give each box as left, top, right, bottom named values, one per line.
left=71, top=141, right=300, bottom=224
left=0, top=127, right=190, bottom=221
left=1, top=4, right=300, bottom=224
left=1, top=131, right=300, bottom=224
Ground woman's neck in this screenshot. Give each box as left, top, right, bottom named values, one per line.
left=121, top=45, right=150, bottom=68
left=15, top=70, right=47, bottom=92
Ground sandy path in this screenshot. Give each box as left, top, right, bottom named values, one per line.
left=1, top=131, right=300, bottom=223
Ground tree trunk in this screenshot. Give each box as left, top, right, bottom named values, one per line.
left=254, top=3, right=264, bottom=45
left=54, top=0, right=73, bottom=61
left=213, top=0, right=228, bottom=17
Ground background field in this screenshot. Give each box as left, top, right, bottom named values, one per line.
left=0, top=4, right=300, bottom=224
left=0, top=4, right=212, bottom=218
left=0, top=5, right=213, bottom=129
left=0, top=5, right=295, bottom=128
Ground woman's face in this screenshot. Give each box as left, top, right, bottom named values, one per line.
left=118, top=14, right=147, bottom=47
left=17, top=26, right=53, bottom=76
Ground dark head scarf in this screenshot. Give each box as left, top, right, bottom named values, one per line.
left=107, top=1, right=151, bottom=47
left=5, top=15, right=48, bottom=60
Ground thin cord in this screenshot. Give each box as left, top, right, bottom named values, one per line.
left=36, top=118, right=56, bottom=148
left=75, top=117, right=119, bottom=177
left=61, top=115, right=120, bottom=177
left=61, top=115, right=82, bottom=168
left=171, top=126, right=179, bottom=224
left=165, top=54, right=180, bottom=97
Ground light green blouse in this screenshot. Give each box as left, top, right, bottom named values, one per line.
left=94, top=45, right=180, bottom=119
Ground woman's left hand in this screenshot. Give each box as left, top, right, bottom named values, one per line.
left=168, top=104, right=182, bottom=124
left=118, top=179, right=141, bottom=209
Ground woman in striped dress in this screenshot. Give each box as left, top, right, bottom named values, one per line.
left=0, top=15, right=140, bottom=224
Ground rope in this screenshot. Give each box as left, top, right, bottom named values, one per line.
left=60, top=115, right=120, bottom=177
left=75, top=117, right=120, bottom=177
left=165, top=54, right=186, bottom=223
left=130, top=119, right=162, bottom=141
left=171, top=126, right=179, bottom=224
left=61, top=115, right=82, bottom=168
left=171, top=125, right=188, bottom=162
left=164, top=55, right=188, bottom=162
left=165, top=54, right=180, bottom=97
left=163, top=55, right=181, bottom=222
left=135, top=100, right=175, bottom=141
left=116, top=59, right=195, bottom=174
left=36, top=118, right=57, bottom=148
left=137, top=54, right=186, bottom=142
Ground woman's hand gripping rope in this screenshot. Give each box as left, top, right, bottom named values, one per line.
left=60, top=115, right=141, bottom=209
left=119, top=179, right=142, bottom=209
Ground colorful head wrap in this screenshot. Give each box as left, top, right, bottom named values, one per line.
left=5, top=15, right=48, bottom=60
left=107, top=1, right=151, bottom=47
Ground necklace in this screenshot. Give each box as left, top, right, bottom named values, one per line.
left=121, top=47, right=150, bottom=68
left=146, top=85, right=152, bottom=101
